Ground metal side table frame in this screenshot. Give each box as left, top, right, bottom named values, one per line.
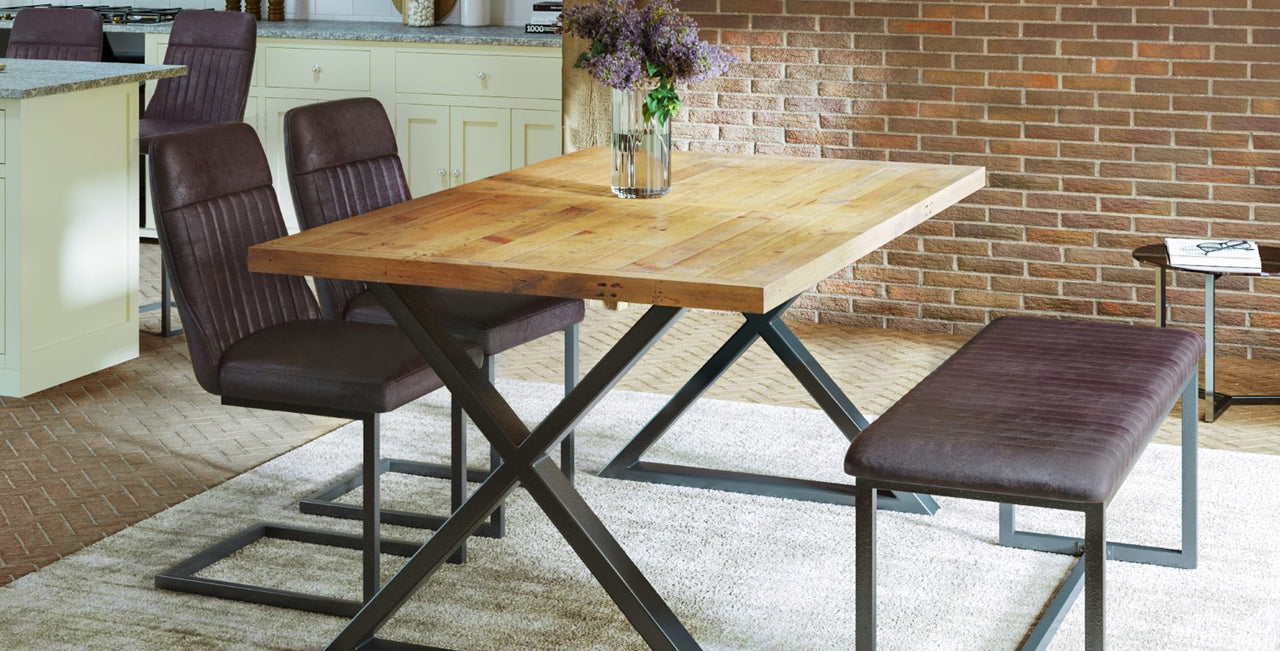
left=1136, top=243, right=1280, bottom=422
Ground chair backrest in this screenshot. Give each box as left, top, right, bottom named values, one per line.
left=5, top=8, right=103, bottom=61
left=143, top=11, right=256, bottom=124
left=148, top=122, right=320, bottom=395
left=284, top=97, right=411, bottom=319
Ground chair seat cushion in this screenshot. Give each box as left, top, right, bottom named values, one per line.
left=344, top=288, right=585, bottom=356
left=844, top=317, right=1203, bottom=503
left=219, top=319, right=474, bottom=414
left=140, top=118, right=219, bottom=149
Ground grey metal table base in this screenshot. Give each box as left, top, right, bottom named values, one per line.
left=1156, top=267, right=1280, bottom=422
left=600, top=297, right=938, bottom=515
left=857, top=376, right=1198, bottom=651
left=328, top=285, right=699, bottom=650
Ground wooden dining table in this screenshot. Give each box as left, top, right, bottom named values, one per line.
left=248, top=147, right=985, bottom=649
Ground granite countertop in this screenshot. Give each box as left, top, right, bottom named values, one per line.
left=0, top=59, right=184, bottom=99
left=83, top=18, right=561, bottom=48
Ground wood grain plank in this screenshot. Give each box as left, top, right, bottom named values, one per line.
left=249, top=148, right=985, bottom=314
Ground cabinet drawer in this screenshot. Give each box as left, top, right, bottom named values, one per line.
left=264, top=47, right=371, bottom=91
left=396, top=52, right=559, bottom=100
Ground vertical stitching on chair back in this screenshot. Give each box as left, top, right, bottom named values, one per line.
left=146, top=46, right=255, bottom=123
left=5, top=8, right=103, bottom=62
left=161, top=187, right=321, bottom=395
left=294, top=156, right=410, bottom=318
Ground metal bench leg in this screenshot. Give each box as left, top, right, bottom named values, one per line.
left=1085, top=502, right=1106, bottom=651
left=855, top=481, right=877, bottom=651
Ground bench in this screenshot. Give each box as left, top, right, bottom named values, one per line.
left=845, top=316, right=1203, bottom=650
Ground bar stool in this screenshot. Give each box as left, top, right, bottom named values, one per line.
left=138, top=11, right=256, bottom=338
left=5, top=8, right=103, bottom=61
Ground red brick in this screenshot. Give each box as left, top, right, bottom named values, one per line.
left=1133, top=77, right=1209, bottom=95
left=1213, top=9, right=1278, bottom=27
left=1063, top=177, right=1134, bottom=195
left=1098, top=25, right=1172, bottom=42
left=1100, top=197, right=1173, bottom=216
left=1026, top=159, right=1096, bottom=177
left=1099, top=128, right=1173, bottom=146
left=786, top=0, right=852, bottom=16
left=1061, top=109, right=1131, bottom=127
left=1172, top=26, right=1249, bottom=43
left=1176, top=201, right=1251, bottom=221
left=1064, top=41, right=1134, bottom=58
left=1135, top=181, right=1210, bottom=200
left=1135, top=146, right=1208, bottom=165
left=1170, top=96, right=1248, bottom=113
left=886, top=84, right=954, bottom=101
left=1030, top=263, right=1098, bottom=281
left=923, top=271, right=988, bottom=289
left=1023, top=57, right=1093, bottom=75
left=1025, top=90, right=1096, bottom=107
left=987, top=209, right=1059, bottom=229
left=1177, top=166, right=1250, bottom=184
left=1025, top=124, right=1096, bottom=142
left=1062, top=75, right=1132, bottom=92
left=957, top=121, right=1022, bottom=138
left=955, top=20, right=1019, bottom=38
left=989, top=73, right=1059, bottom=89
left=1135, top=8, right=1209, bottom=24
left=991, top=276, right=1059, bottom=295
left=853, top=2, right=919, bottom=18
left=989, top=5, right=1055, bottom=21
left=750, top=15, right=818, bottom=31
left=988, top=106, right=1056, bottom=122
left=1171, top=61, right=1248, bottom=78
left=1027, top=193, right=1098, bottom=212
left=1138, top=43, right=1211, bottom=60
left=1099, top=93, right=1170, bottom=111
left=954, top=290, right=1022, bottom=309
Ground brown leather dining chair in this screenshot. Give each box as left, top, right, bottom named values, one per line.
left=283, top=97, right=585, bottom=543
left=146, top=122, right=476, bottom=617
left=5, top=7, right=103, bottom=61
left=139, top=10, right=257, bottom=338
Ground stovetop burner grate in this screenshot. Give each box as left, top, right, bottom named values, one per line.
left=0, top=4, right=182, bottom=24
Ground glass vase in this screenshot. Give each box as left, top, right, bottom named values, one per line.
left=611, top=87, right=671, bottom=199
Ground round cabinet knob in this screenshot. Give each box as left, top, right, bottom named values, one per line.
left=312, top=65, right=322, bottom=73
left=476, top=72, right=487, bottom=81
left=451, top=169, right=461, bottom=177
left=438, top=168, right=447, bottom=176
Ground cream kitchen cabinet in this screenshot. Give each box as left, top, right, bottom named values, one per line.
left=145, top=35, right=562, bottom=232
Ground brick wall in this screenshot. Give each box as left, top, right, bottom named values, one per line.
left=676, top=0, right=1280, bottom=359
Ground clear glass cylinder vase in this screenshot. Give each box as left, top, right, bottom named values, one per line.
left=611, top=87, right=671, bottom=199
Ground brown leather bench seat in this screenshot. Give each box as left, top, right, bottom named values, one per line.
left=845, top=316, right=1203, bottom=650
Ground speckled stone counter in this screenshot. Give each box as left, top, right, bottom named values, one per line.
left=0, top=59, right=183, bottom=99
left=0, top=18, right=563, bottom=48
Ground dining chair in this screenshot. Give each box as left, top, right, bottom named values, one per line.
left=283, top=97, right=585, bottom=542
left=146, top=121, right=477, bottom=617
left=138, top=10, right=257, bottom=338
left=5, top=7, right=103, bottom=61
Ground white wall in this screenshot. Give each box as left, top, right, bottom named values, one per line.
left=0, top=0, right=533, bottom=26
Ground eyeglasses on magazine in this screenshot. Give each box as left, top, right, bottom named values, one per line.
left=1196, top=239, right=1254, bottom=254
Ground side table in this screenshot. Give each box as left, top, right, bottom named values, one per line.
left=1133, top=243, right=1280, bottom=422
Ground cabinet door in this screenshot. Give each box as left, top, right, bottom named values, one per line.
left=397, top=104, right=451, bottom=197
left=262, top=96, right=319, bottom=233
left=450, top=107, right=510, bottom=187
left=511, top=109, right=562, bottom=169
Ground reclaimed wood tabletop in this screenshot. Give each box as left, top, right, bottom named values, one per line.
left=249, top=147, right=985, bottom=314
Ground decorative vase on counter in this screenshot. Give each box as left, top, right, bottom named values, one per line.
left=460, top=0, right=489, bottom=26
left=404, top=0, right=434, bottom=26
left=611, top=87, right=671, bottom=199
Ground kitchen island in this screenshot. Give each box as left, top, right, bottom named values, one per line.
left=0, top=58, right=182, bottom=397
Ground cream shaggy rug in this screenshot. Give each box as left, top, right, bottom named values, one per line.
left=0, top=381, right=1277, bottom=650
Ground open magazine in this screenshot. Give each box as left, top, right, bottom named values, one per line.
left=1165, top=238, right=1261, bottom=272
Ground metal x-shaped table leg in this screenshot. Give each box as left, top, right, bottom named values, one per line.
left=327, top=284, right=698, bottom=650
left=600, top=296, right=938, bottom=515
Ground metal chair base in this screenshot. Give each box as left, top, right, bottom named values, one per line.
left=300, top=458, right=503, bottom=539
left=154, top=523, right=422, bottom=618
